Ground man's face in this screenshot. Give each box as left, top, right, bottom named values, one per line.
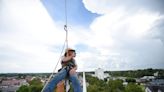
left=73, top=51, right=76, bottom=57
left=68, top=51, right=76, bottom=57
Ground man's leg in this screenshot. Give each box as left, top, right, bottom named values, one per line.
left=69, top=73, right=82, bottom=92
left=43, top=68, right=67, bottom=92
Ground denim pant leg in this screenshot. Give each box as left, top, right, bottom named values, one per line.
left=69, top=73, right=82, bottom=92
left=43, top=68, right=67, bottom=92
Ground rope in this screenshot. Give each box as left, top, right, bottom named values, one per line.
left=41, top=0, right=69, bottom=91
left=64, top=1, right=70, bottom=91
left=64, top=0, right=68, bottom=48
left=64, top=25, right=68, bottom=48
left=65, top=0, right=67, bottom=27
left=41, top=39, right=66, bottom=92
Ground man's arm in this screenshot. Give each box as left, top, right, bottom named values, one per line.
left=73, top=65, right=77, bottom=70
left=62, top=56, right=73, bottom=62
left=69, top=65, right=77, bottom=75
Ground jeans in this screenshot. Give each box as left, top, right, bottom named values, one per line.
left=43, top=67, right=82, bottom=92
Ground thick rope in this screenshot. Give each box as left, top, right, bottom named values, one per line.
left=64, top=25, right=68, bottom=48
left=41, top=38, right=67, bottom=92
left=65, top=0, right=67, bottom=27
left=41, top=0, right=69, bottom=91
left=64, top=0, right=68, bottom=48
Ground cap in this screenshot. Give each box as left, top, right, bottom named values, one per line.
left=65, top=48, right=75, bottom=53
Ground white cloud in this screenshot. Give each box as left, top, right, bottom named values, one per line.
left=81, top=0, right=164, bottom=70
left=83, top=0, right=164, bottom=14
left=83, top=0, right=114, bottom=14
left=0, top=0, right=66, bottom=73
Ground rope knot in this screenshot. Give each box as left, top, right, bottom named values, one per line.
left=64, top=25, right=67, bottom=31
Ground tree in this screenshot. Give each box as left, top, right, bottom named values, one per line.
left=29, top=78, right=42, bottom=86
left=107, top=79, right=124, bottom=92
left=17, top=78, right=43, bottom=92
left=86, top=74, right=107, bottom=92
left=29, top=85, right=42, bottom=92
left=125, top=78, right=136, bottom=83
left=125, top=83, right=144, bottom=92
left=16, top=85, right=29, bottom=92
left=29, top=78, right=43, bottom=92
left=87, top=84, right=99, bottom=92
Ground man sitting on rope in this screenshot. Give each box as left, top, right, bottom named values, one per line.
left=43, top=48, right=82, bottom=92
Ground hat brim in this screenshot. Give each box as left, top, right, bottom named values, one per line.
left=68, top=50, right=75, bottom=52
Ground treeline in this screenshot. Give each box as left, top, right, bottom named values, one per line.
left=1, top=68, right=163, bottom=78
left=108, top=68, right=164, bottom=78
left=0, top=73, right=51, bottom=78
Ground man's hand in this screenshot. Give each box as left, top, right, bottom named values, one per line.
left=62, top=56, right=72, bottom=62
left=69, top=68, right=76, bottom=75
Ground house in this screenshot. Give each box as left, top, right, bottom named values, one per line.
left=0, top=79, right=28, bottom=92
left=0, top=86, right=19, bottom=92
left=141, top=76, right=155, bottom=81
left=145, top=79, right=164, bottom=92
left=136, top=76, right=155, bottom=84
left=1, top=79, right=28, bottom=86
left=145, top=85, right=164, bottom=92
left=25, top=76, right=33, bottom=82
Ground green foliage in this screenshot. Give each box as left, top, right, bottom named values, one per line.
left=125, top=78, right=136, bottom=83
left=86, top=74, right=107, bottom=92
left=86, top=74, right=146, bottom=92
left=125, top=83, right=144, bottom=92
left=87, top=84, right=97, bottom=92
left=110, top=68, right=164, bottom=78
left=17, top=85, right=29, bottom=92
left=29, top=78, right=42, bottom=86
left=107, top=79, right=124, bottom=92
left=29, top=85, right=42, bottom=92
left=86, top=74, right=125, bottom=92
left=17, top=78, right=43, bottom=92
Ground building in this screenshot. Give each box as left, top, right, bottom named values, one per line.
left=95, top=68, right=104, bottom=80
left=145, top=85, right=164, bottom=92
left=145, top=79, right=164, bottom=92
left=141, top=76, right=155, bottom=81
left=154, top=72, right=159, bottom=77
left=0, top=79, right=28, bottom=92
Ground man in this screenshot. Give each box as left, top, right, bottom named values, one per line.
left=43, top=48, right=82, bottom=92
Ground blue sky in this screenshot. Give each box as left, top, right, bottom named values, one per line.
left=41, top=0, right=99, bottom=28
left=0, top=0, right=164, bottom=73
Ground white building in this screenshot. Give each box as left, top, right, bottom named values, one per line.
left=141, top=76, right=155, bottom=81
left=95, top=68, right=104, bottom=80
left=154, top=72, right=159, bottom=77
